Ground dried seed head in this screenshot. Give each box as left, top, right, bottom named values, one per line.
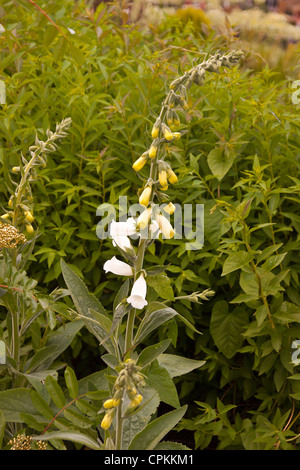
left=0, top=223, right=26, bottom=249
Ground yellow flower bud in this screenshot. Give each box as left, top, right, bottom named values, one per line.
left=101, top=411, right=114, bottom=430
left=131, top=394, right=143, bottom=407
left=103, top=398, right=121, bottom=409
left=149, top=139, right=159, bottom=160
left=172, top=132, right=181, bottom=140
left=163, top=202, right=176, bottom=215
left=162, top=124, right=174, bottom=142
left=159, top=169, right=168, bottom=188
left=156, top=214, right=175, bottom=239
left=12, top=167, right=20, bottom=173
left=103, top=399, right=115, bottom=409
left=151, top=117, right=161, bottom=139
left=1, top=213, right=10, bottom=219
left=139, top=186, right=152, bottom=207
left=167, top=168, right=178, bottom=184
left=137, top=207, right=152, bottom=230
left=24, top=211, right=34, bottom=223
left=8, top=197, right=14, bottom=208
left=132, top=154, right=148, bottom=172
left=26, top=224, right=34, bottom=234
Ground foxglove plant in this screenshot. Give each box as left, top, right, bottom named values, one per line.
left=60, top=50, right=243, bottom=450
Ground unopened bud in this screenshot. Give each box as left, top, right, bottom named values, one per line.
left=151, top=117, right=161, bottom=139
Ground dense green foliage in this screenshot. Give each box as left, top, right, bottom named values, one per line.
left=0, top=0, right=300, bottom=450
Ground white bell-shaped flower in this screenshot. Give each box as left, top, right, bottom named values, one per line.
left=110, top=218, right=137, bottom=238
left=103, top=256, right=133, bottom=276
left=127, top=273, right=148, bottom=310
left=112, top=235, right=133, bottom=252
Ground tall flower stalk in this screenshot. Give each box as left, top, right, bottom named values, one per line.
left=100, top=50, right=243, bottom=449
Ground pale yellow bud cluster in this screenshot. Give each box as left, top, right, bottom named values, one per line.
left=100, top=359, right=145, bottom=431
left=157, top=161, right=178, bottom=191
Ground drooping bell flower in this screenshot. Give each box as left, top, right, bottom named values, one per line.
left=104, top=256, right=133, bottom=276
left=110, top=218, right=137, bottom=238
left=127, top=273, right=148, bottom=310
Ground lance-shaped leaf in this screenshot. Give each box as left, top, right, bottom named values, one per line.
left=147, top=360, right=180, bottom=408
left=32, top=431, right=102, bottom=450
left=128, top=405, right=187, bottom=450
left=88, top=308, right=115, bottom=353
left=134, top=304, right=178, bottom=344
left=60, top=260, right=111, bottom=346
left=137, top=339, right=171, bottom=369
left=157, top=354, right=206, bottom=377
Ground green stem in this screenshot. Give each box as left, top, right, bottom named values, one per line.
left=115, top=396, right=124, bottom=450
left=11, top=309, right=20, bottom=387
left=242, top=221, right=275, bottom=329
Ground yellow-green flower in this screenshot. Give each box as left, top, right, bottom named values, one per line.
left=148, top=139, right=159, bottom=159
left=151, top=117, right=161, bottom=139
left=103, top=398, right=120, bottom=409
left=26, top=224, right=34, bottom=234
left=167, top=168, right=178, bottom=184
left=137, top=207, right=152, bottom=230
left=24, top=210, right=34, bottom=223
left=139, top=185, right=152, bottom=207
left=162, top=123, right=174, bottom=142
left=132, top=153, right=148, bottom=172
left=101, top=410, right=114, bottom=430
left=159, top=169, right=168, bottom=188
left=163, top=202, right=176, bottom=215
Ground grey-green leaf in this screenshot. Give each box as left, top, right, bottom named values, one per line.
left=157, top=354, right=206, bottom=378
left=33, top=430, right=102, bottom=450
left=128, top=405, right=187, bottom=450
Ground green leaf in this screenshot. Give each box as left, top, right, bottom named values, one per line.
left=61, top=260, right=107, bottom=317
left=0, top=389, right=40, bottom=422
left=128, top=405, right=187, bottom=450
left=45, top=376, right=65, bottom=409
left=154, top=441, right=191, bottom=450
left=257, top=243, right=283, bottom=264
left=207, top=147, right=236, bottom=180
left=60, top=260, right=112, bottom=349
left=25, top=321, right=84, bottom=372
left=63, top=408, right=93, bottom=429
left=134, top=304, right=178, bottom=344
left=0, top=410, right=5, bottom=448
left=222, top=251, right=253, bottom=276
left=137, top=339, right=171, bottom=369
left=147, top=360, right=180, bottom=408
left=88, top=308, right=115, bottom=352
left=146, top=274, right=174, bottom=301
left=113, top=279, right=130, bottom=311
left=210, top=301, right=248, bottom=359
left=157, top=354, right=206, bottom=377
left=64, top=366, right=79, bottom=400
left=33, top=431, right=101, bottom=450
left=260, top=253, right=287, bottom=272
left=19, top=412, right=46, bottom=432
left=31, top=390, right=54, bottom=421
left=121, top=385, right=160, bottom=450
